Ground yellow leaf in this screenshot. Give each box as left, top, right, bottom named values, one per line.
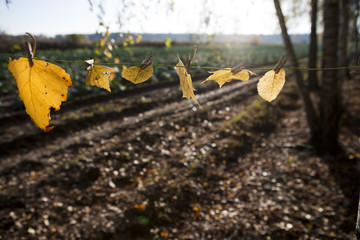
left=202, top=69, right=255, bottom=88
left=165, top=37, right=172, bottom=49
left=257, top=69, right=286, bottom=102
left=100, top=38, right=106, bottom=47
left=122, top=65, right=153, bottom=84
left=135, top=34, right=142, bottom=43
left=8, top=57, right=72, bottom=131
left=104, top=50, right=112, bottom=59
left=174, top=56, right=199, bottom=105
left=122, top=57, right=153, bottom=84
left=85, top=59, right=115, bottom=92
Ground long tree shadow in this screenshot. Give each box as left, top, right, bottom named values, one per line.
left=323, top=153, right=360, bottom=233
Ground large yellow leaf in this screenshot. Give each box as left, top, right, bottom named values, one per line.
left=257, top=69, right=285, bottom=102
left=202, top=69, right=256, bottom=88
left=85, top=59, right=115, bottom=92
left=122, top=65, right=153, bottom=84
left=174, top=56, right=199, bottom=105
left=8, top=57, right=72, bottom=131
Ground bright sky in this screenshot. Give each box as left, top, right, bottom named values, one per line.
left=0, top=0, right=310, bottom=36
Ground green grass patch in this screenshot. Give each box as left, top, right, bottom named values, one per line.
left=231, top=96, right=281, bottom=132
left=213, top=78, right=301, bottom=162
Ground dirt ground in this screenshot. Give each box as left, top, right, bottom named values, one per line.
left=0, top=73, right=359, bottom=239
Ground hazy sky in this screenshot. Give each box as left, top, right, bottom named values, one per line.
left=0, top=0, right=310, bottom=36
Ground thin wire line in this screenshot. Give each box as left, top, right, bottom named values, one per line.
left=287, top=66, right=360, bottom=70
left=2, top=53, right=360, bottom=71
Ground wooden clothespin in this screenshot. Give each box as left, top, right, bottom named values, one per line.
left=231, top=61, right=246, bottom=75
left=140, top=56, right=153, bottom=70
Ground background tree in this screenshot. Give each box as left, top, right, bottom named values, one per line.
left=273, top=0, right=319, bottom=151
left=350, top=0, right=359, bottom=60
left=308, top=0, right=318, bottom=90
left=316, top=0, right=342, bottom=153
left=339, top=0, right=350, bottom=80
left=274, top=0, right=348, bottom=154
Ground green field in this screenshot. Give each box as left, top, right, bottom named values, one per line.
left=0, top=44, right=309, bottom=97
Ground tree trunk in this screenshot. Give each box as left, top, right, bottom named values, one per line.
left=308, top=0, right=319, bottom=90
left=273, top=0, right=319, bottom=142
left=352, top=0, right=359, bottom=55
left=339, top=0, right=350, bottom=80
left=312, top=0, right=343, bottom=153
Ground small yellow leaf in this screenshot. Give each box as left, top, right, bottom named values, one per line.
left=100, top=38, right=106, bottom=47
left=8, top=57, right=72, bottom=131
left=85, top=60, right=115, bottom=92
left=257, top=69, right=286, bottom=102
left=202, top=69, right=255, bottom=88
left=122, top=65, right=153, bottom=84
left=165, top=37, right=172, bottom=49
left=135, top=34, right=142, bottom=43
left=104, top=50, right=112, bottom=59
left=174, top=56, right=199, bottom=105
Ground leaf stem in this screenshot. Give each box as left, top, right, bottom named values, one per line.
left=25, top=32, right=37, bottom=56
left=273, top=56, right=287, bottom=73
